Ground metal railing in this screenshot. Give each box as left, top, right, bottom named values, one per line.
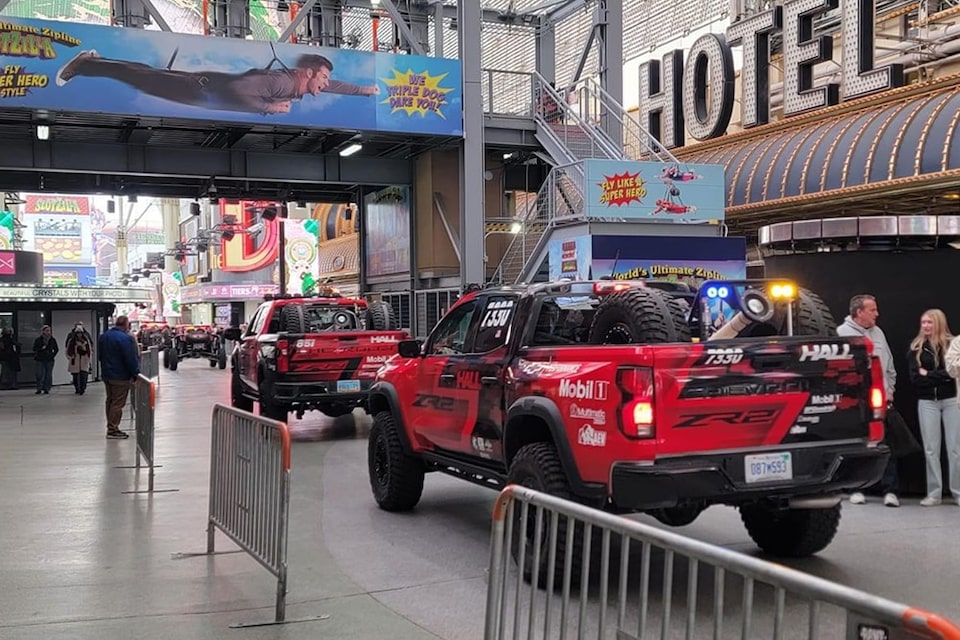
left=119, top=374, right=175, bottom=495
left=484, top=486, right=960, bottom=640
left=483, top=69, right=536, bottom=117
left=531, top=72, right=623, bottom=164
left=140, top=345, right=160, bottom=381
left=206, top=404, right=293, bottom=624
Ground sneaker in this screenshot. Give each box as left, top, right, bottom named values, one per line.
left=920, top=497, right=941, bottom=507
left=106, top=430, right=129, bottom=439
left=883, top=493, right=900, bottom=507
left=849, top=492, right=867, bottom=504
left=55, top=49, right=99, bottom=87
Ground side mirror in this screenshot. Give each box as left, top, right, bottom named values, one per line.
left=223, top=327, right=242, bottom=341
left=397, top=339, right=423, bottom=358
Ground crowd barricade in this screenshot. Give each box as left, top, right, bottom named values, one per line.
left=130, top=346, right=160, bottom=424
left=118, top=374, right=175, bottom=494
left=484, top=485, right=960, bottom=640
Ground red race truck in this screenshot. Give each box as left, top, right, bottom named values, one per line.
left=366, top=279, right=889, bottom=575
left=226, top=291, right=408, bottom=421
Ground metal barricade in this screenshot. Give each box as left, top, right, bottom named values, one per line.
left=484, top=486, right=960, bottom=640
left=119, top=375, right=175, bottom=494
left=141, top=346, right=160, bottom=381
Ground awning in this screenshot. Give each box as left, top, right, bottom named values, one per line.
left=674, top=74, right=960, bottom=219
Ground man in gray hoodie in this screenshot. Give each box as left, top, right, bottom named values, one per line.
left=837, top=294, right=899, bottom=506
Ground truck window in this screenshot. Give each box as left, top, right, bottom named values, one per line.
left=427, top=300, right=477, bottom=356
left=302, top=304, right=359, bottom=332
left=473, top=295, right=517, bottom=353
left=529, top=295, right=600, bottom=346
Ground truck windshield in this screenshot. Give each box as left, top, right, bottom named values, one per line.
left=303, top=305, right=361, bottom=332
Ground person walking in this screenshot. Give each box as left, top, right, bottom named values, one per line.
left=837, top=294, right=901, bottom=507
left=66, top=323, right=94, bottom=395
left=0, top=327, right=20, bottom=389
left=32, top=325, right=58, bottom=395
left=909, top=309, right=960, bottom=506
left=98, top=316, right=140, bottom=440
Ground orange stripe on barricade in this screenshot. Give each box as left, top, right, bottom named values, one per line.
left=902, top=608, right=960, bottom=639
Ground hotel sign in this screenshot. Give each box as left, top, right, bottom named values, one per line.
left=639, top=0, right=904, bottom=149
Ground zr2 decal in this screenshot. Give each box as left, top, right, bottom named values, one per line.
left=412, top=394, right=457, bottom=412
left=675, top=408, right=780, bottom=428
left=703, top=347, right=744, bottom=365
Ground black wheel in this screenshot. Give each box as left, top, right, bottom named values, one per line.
left=666, top=297, right=692, bottom=342
left=365, top=301, right=397, bottom=331
left=169, top=350, right=179, bottom=372
left=209, top=357, right=217, bottom=368
left=740, top=503, right=841, bottom=557
left=587, top=288, right=679, bottom=345
left=231, top=374, right=254, bottom=412
left=281, top=305, right=304, bottom=334
left=507, top=442, right=584, bottom=588
left=162, top=348, right=170, bottom=369
left=652, top=504, right=704, bottom=527
left=368, top=411, right=425, bottom=511
left=790, top=288, right=838, bottom=337
left=218, top=348, right=227, bottom=370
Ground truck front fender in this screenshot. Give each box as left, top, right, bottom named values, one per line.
left=368, top=381, right=413, bottom=454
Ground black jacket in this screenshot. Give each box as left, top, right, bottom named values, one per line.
left=32, top=336, right=59, bottom=362
left=908, top=341, right=957, bottom=401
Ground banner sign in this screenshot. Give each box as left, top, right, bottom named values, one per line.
left=0, top=17, right=463, bottom=137
left=583, top=160, right=726, bottom=223
left=590, top=235, right=746, bottom=289
left=0, top=210, right=13, bottom=250
left=44, top=266, right=97, bottom=286
left=0, top=284, right=153, bottom=302
left=23, top=193, right=93, bottom=265
left=364, top=186, right=411, bottom=278
left=161, top=271, right=181, bottom=317
left=282, top=218, right=320, bottom=296
left=547, top=236, right=592, bottom=281
left=180, top=283, right=278, bottom=302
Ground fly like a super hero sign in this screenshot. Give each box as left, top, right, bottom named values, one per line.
left=0, top=17, right=463, bottom=137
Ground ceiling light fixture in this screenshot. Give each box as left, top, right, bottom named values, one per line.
left=36, top=124, right=49, bottom=140
left=340, top=143, right=362, bottom=157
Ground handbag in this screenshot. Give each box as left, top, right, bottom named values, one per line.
left=884, top=406, right=922, bottom=458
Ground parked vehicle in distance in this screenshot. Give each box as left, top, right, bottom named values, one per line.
left=162, top=324, right=226, bottom=371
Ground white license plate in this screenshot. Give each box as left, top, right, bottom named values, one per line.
left=337, top=380, right=361, bottom=393
left=744, top=452, right=793, bottom=484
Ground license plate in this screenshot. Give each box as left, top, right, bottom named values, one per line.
left=337, top=380, right=361, bottom=393
left=744, top=452, right=793, bottom=484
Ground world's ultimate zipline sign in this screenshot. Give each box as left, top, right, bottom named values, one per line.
left=638, top=0, right=905, bottom=149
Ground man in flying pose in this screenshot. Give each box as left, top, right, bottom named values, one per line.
left=56, top=50, right=378, bottom=115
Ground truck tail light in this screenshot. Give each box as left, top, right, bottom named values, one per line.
left=617, top=367, right=655, bottom=439
left=276, top=338, right=289, bottom=373
left=868, top=356, right=886, bottom=442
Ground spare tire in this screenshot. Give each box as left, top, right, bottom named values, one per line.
left=587, top=288, right=679, bottom=345
left=666, top=297, right=692, bottom=342
left=792, top=288, right=838, bottom=337
left=281, top=305, right=304, bottom=334
left=365, top=301, right=397, bottom=331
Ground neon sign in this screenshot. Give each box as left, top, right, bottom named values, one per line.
left=217, top=199, right=280, bottom=273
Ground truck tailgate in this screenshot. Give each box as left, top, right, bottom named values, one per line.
left=652, top=336, right=876, bottom=455
left=286, top=331, right=406, bottom=381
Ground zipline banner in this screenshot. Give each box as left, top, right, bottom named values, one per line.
left=0, top=17, right=463, bottom=136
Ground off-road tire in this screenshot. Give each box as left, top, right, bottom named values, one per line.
left=217, top=347, right=227, bottom=370
left=368, top=411, right=425, bottom=511
left=587, top=288, right=679, bottom=345
left=209, top=358, right=217, bottom=368
left=231, top=373, right=254, bottom=412
left=365, top=301, right=398, bottom=332
left=666, top=297, right=693, bottom=342
left=507, top=442, right=585, bottom=589
left=162, top=348, right=171, bottom=369
left=168, top=349, right=179, bottom=372
left=281, top=305, right=305, bottom=334
left=791, top=288, right=838, bottom=337
left=740, top=503, right=841, bottom=557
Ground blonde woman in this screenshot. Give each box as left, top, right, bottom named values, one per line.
left=908, top=309, right=960, bottom=506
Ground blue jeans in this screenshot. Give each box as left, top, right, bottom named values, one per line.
left=918, top=398, right=960, bottom=500
left=34, top=360, right=53, bottom=392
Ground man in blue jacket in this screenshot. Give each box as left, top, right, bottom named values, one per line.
left=98, top=316, right=140, bottom=439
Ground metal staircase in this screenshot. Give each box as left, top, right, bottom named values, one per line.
left=492, top=74, right=677, bottom=285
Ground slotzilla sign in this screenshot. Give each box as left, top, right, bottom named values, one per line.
left=638, top=0, right=904, bottom=149
left=0, top=285, right=152, bottom=302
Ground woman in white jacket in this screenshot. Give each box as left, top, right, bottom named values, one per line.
left=945, top=333, right=960, bottom=504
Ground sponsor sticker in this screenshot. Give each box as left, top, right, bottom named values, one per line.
left=516, top=360, right=583, bottom=377
left=578, top=425, right=607, bottom=447
left=799, top=343, right=853, bottom=362
left=295, top=338, right=316, bottom=348
left=558, top=379, right=609, bottom=401
left=570, top=404, right=606, bottom=425
left=370, top=335, right=399, bottom=343
left=365, top=355, right=389, bottom=364
left=471, top=436, right=494, bottom=456
left=811, top=393, right=841, bottom=405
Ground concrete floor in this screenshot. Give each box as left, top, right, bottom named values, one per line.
left=1, top=364, right=959, bottom=639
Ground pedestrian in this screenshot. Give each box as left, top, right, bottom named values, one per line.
left=837, top=294, right=901, bottom=507
left=909, top=309, right=960, bottom=506
left=0, top=327, right=21, bottom=389
left=98, top=316, right=140, bottom=440
left=66, top=322, right=94, bottom=395
left=32, top=325, right=58, bottom=395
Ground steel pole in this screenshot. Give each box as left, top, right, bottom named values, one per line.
left=278, top=203, right=288, bottom=295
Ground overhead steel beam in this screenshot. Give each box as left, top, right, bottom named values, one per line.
left=139, top=0, right=173, bottom=31
left=597, top=0, right=623, bottom=146
left=571, top=24, right=596, bottom=85
left=545, top=0, right=590, bottom=23
left=278, top=0, right=320, bottom=42
left=378, top=0, right=428, bottom=56
left=341, top=0, right=529, bottom=26
left=0, top=137, right=411, bottom=185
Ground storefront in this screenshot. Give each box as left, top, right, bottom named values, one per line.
left=178, top=283, right=279, bottom=327
left=0, top=283, right=152, bottom=387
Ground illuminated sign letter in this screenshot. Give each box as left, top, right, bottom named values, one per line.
left=681, top=34, right=736, bottom=141
left=782, top=0, right=840, bottom=116
left=726, top=7, right=783, bottom=128
left=841, top=0, right=904, bottom=99
left=219, top=200, right=280, bottom=272
left=638, top=50, right=685, bottom=149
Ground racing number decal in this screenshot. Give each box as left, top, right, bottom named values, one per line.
left=703, top=347, right=744, bottom=365
left=479, top=299, right=515, bottom=329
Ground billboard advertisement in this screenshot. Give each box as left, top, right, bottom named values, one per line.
left=0, top=210, right=13, bottom=250
left=44, top=266, right=97, bottom=285
left=282, top=218, right=320, bottom=296
left=364, top=186, right=410, bottom=278
left=22, top=194, right=93, bottom=265
left=313, top=203, right=359, bottom=281
left=547, top=235, right=592, bottom=281
left=0, top=17, right=463, bottom=137
left=590, top=235, right=746, bottom=288
left=583, top=160, right=726, bottom=223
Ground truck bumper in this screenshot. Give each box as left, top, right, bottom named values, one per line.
left=610, top=443, right=890, bottom=511
left=270, top=379, right=373, bottom=407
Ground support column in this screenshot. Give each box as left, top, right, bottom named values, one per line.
left=432, top=1, right=444, bottom=57
left=113, top=0, right=150, bottom=28
left=597, top=0, right=623, bottom=147
left=161, top=198, right=181, bottom=276
left=226, top=0, right=250, bottom=38
left=308, top=1, right=342, bottom=46
left=535, top=17, right=556, bottom=83
left=458, top=0, right=485, bottom=287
